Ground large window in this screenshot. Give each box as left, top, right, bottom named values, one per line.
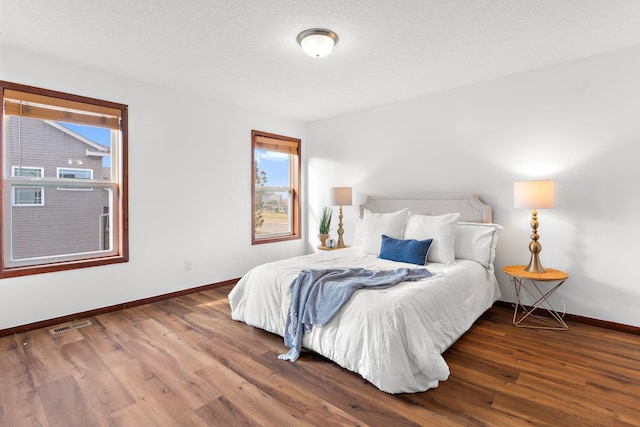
left=252, top=130, right=301, bottom=244
left=1, top=81, right=128, bottom=278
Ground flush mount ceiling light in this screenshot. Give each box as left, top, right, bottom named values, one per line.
left=296, top=28, right=339, bottom=58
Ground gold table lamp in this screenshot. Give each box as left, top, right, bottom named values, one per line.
left=513, top=180, right=556, bottom=273
left=329, top=187, right=352, bottom=248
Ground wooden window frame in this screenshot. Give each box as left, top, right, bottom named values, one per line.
left=0, top=80, right=129, bottom=278
left=251, top=130, right=301, bottom=245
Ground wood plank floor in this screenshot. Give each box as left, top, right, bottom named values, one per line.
left=1, top=283, right=639, bottom=426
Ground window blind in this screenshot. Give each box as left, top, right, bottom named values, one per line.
left=254, top=134, right=299, bottom=155
left=4, top=89, right=122, bottom=129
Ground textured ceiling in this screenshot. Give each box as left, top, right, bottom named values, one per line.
left=2, top=0, right=640, bottom=122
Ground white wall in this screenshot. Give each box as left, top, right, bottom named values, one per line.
left=306, top=46, right=640, bottom=327
left=2, top=43, right=639, bottom=330
left=0, top=45, right=306, bottom=330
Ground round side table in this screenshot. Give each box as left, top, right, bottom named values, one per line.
left=503, top=265, right=569, bottom=330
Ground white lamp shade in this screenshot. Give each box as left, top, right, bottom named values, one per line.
left=513, top=180, right=556, bottom=209
left=330, top=187, right=352, bottom=206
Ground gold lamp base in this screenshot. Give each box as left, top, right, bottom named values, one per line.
left=524, top=208, right=546, bottom=274
left=336, top=205, right=346, bottom=248
left=329, top=187, right=352, bottom=248
left=525, top=252, right=546, bottom=274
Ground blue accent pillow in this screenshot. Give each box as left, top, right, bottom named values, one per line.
left=378, top=235, right=433, bottom=265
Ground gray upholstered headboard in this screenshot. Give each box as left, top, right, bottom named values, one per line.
left=359, top=193, right=492, bottom=223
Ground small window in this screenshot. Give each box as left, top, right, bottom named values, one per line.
left=252, top=130, right=301, bottom=244
left=56, top=167, right=94, bottom=191
left=10, top=166, right=45, bottom=206
left=1, top=80, right=128, bottom=278
left=12, top=186, right=44, bottom=206
left=12, top=166, right=43, bottom=177
left=57, top=167, right=93, bottom=179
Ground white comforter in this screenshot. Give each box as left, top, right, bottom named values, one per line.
left=228, top=248, right=501, bottom=393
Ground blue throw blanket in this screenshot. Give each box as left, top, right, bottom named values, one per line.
left=278, top=268, right=432, bottom=362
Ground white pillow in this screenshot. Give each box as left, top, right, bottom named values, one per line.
left=455, top=222, right=502, bottom=271
left=404, top=212, right=460, bottom=263
left=353, top=216, right=364, bottom=249
left=358, top=208, right=409, bottom=255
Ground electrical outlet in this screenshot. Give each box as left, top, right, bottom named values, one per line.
left=185, top=260, right=192, bottom=271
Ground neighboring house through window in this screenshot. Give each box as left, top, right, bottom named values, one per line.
left=251, top=130, right=301, bottom=244
left=0, top=81, right=129, bottom=278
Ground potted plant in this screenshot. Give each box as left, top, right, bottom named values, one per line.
left=318, top=206, right=332, bottom=247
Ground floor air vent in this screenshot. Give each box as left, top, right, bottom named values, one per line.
left=49, top=320, right=92, bottom=335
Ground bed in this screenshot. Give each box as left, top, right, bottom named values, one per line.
left=229, top=193, right=502, bottom=393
